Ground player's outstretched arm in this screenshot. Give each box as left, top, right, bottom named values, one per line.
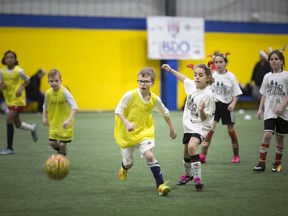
left=161, top=64, right=186, bottom=83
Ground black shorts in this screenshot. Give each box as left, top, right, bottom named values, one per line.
left=49, top=139, right=71, bottom=143
left=264, top=118, right=288, bottom=135
left=214, top=102, right=235, bottom=125
left=182, top=133, right=204, bottom=144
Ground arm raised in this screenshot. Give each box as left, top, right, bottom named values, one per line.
left=161, top=64, right=187, bottom=83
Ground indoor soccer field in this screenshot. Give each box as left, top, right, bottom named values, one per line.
left=0, top=110, right=287, bottom=216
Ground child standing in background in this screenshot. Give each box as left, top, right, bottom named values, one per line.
left=161, top=63, right=215, bottom=191
left=253, top=49, right=288, bottom=172
left=42, top=69, right=78, bottom=156
left=0, top=50, right=38, bottom=155
left=114, top=67, right=177, bottom=196
left=200, top=53, right=242, bottom=163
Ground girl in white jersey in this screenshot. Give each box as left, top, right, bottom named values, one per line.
left=161, top=63, right=215, bottom=191
left=114, top=67, right=177, bottom=196
left=42, top=69, right=78, bottom=156
left=200, top=53, right=243, bottom=163
left=253, top=50, right=288, bottom=172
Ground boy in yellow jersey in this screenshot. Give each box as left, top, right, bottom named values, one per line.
left=0, top=50, right=38, bottom=155
left=114, top=67, right=177, bottom=196
left=42, top=69, right=78, bottom=156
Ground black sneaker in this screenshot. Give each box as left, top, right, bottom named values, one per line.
left=253, top=163, right=266, bottom=172
left=271, top=163, right=282, bottom=172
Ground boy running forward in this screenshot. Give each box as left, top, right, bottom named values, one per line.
left=114, top=67, right=177, bottom=196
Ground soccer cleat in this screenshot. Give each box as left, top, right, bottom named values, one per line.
left=271, top=163, right=282, bottom=172
left=200, top=154, right=206, bottom=163
left=253, top=162, right=266, bottom=172
left=0, top=148, right=14, bottom=155
left=31, top=124, right=38, bottom=142
left=231, top=155, right=240, bottom=163
left=194, top=177, right=204, bottom=191
left=177, top=175, right=193, bottom=185
left=118, top=167, right=128, bottom=181
left=158, top=181, right=171, bottom=196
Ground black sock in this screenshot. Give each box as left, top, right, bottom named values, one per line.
left=7, top=123, right=14, bottom=150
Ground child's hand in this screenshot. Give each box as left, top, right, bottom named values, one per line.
left=1, top=83, right=6, bottom=89
left=43, top=118, right=49, bottom=126
left=161, top=64, right=171, bottom=72
left=16, top=89, right=22, bottom=97
left=198, top=101, right=206, bottom=111
left=170, top=129, right=177, bottom=139
left=227, top=103, right=235, bottom=112
left=275, top=104, right=285, bottom=115
left=125, top=122, right=136, bottom=132
left=63, top=120, right=71, bottom=128
left=256, top=109, right=262, bottom=120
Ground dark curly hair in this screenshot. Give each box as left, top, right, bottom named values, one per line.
left=1, top=50, right=19, bottom=65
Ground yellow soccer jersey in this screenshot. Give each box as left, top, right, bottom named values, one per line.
left=114, top=89, right=157, bottom=148
left=1, top=66, right=28, bottom=106
left=46, top=86, right=75, bottom=141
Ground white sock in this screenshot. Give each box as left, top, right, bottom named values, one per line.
left=191, top=161, right=202, bottom=181
left=183, top=161, right=193, bottom=177
left=20, top=122, right=34, bottom=132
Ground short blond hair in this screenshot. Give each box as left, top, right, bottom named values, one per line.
left=48, top=69, right=62, bottom=79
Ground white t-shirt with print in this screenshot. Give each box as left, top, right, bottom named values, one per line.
left=260, top=71, right=288, bottom=120
left=182, top=78, right=215, bottom=137
left=211, top=71, right=242, bottom=103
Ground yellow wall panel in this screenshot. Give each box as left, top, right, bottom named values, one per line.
left=0, top=28, right=160, bottom=111
left=0, top=27, right=287, bottom=110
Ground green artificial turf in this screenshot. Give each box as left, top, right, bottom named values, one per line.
left=0, top=110, right=287, bottom=216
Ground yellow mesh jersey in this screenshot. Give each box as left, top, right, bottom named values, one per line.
left=1, top=66, right=26, bottom=106
left=114, top=89, right=157, bottom=148
left=46, top=86, right=74, bottom=141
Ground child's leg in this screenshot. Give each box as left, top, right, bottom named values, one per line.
left=119, top=147, right=134, bottom=181
left=201, top=121, right=217, bottom=162
left=49, top=140, right=60, bottom=153
left=228, top=125, right=239, bottom=156
left=5, top=110, right=17, bottom=151
left=177, top=145, right=193, bottom=185
left=14, top=113, right=38, bottom=142
left=272, top=134, right=284, bottom=172
left=253, top=131, right=273, bottom=172
left=188, top=137, right=203, bottom=190
left=201, top=130, right=215, bottom=159
left=145, top=150, right=163, bottom=188
left=7, top=123, right=14, bottom=150
left=58, top=141, right=67, bottom=155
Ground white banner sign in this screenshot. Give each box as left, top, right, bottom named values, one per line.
left=147, top=16, right=205, bottom=60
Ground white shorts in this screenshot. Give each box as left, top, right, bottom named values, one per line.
left=121, top=139, right=155, bottom=166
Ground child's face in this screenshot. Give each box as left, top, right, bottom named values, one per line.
left=137, top=75, right=153, bottom=94
left=48, top=74, right=62, bottom=91
left=194, top=67, right=209, bottom=89
left=269, top=53, right=283, bottom=72
left=214, top=56, right=226, bottom=72
left=4, top=52, right=17, bottom=68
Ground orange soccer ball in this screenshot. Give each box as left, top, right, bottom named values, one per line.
left=44, top=154, right=70, bottom=180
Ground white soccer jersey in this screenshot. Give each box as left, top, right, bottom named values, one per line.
left=260, top=71, right=288, bottom=120
left=211, top=71, right=242, bottom=103
left=182, top=78, right=215, bottom=137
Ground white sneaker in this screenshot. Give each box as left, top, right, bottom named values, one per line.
left=0, top=148, right=14, bottom=155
